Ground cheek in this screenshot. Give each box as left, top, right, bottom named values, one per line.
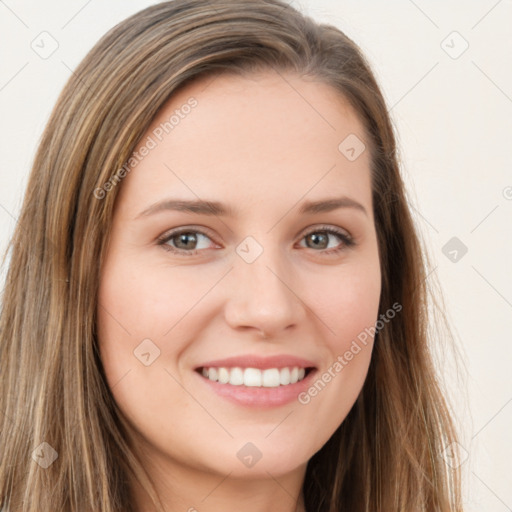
left=96, top=257, right=221, bottom=398
left=96, top=260, right=196, bottom=434
left=298, top=257, right=380, bottom=421
left=97, top=257, right=209, bottom=342
left=313, top=258, right=381, bottom=347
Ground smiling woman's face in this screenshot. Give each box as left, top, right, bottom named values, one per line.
left=97, top=70, right=381, bottom=483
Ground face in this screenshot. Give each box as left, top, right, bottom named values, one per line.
left=97, top=70, right=381, bottom=482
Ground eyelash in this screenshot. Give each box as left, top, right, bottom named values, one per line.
left=156, top=225, right=355, bottom=257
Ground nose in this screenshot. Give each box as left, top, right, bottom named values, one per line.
left=223, top=243, right=305, bottom=339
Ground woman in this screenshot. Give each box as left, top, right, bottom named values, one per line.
left=0, top=0, right=463, bottom=510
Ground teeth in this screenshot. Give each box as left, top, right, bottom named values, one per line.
left=229, top=367, right=244, bottom=386
left=279, top=367, right=290, bottom=385
left=262, top=368, right=280, bottom=387
left=244, top=368, right=262, bottom=387
left=201, top=366, right=309, bottom=387
left=218, top=367, right=230, bottom=384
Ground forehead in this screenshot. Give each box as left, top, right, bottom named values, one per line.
left=116, top=69, right=372, bottom=220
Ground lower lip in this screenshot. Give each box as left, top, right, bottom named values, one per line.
left=195, top=369, right=317, bottom=408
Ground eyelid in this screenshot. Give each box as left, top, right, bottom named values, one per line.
left=300, top=224, right=351, bottom=240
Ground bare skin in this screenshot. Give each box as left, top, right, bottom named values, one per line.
left=97, top=69, right=381, bottom=512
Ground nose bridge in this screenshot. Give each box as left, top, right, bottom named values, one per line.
left=224, top=235, right=303, bottom=335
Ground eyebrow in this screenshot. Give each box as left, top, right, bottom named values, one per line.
left=135, top=196, right=368, bottom=219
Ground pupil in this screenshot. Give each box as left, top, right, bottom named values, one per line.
left=177, top=233, right=196, bottom=249
left=308, top=232, right=327, bottom=249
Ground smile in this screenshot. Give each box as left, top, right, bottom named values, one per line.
left=199, top=366, right=312, bottom=387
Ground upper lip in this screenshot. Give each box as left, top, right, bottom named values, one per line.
left=196, top=354, right=317, bottom=370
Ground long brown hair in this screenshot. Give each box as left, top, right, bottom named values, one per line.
left=0, top=1, right=462, bottom=510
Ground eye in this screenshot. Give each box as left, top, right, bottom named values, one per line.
left=157, top=228, right=217, bottom=255
left=157, top=225, right=355, bottom=257
left=298, top=226, right=354, bottom=254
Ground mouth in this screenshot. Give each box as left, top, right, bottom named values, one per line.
left=193, top=354, right=319, bottom=407
left=195, top=366, right=316, bottom=388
